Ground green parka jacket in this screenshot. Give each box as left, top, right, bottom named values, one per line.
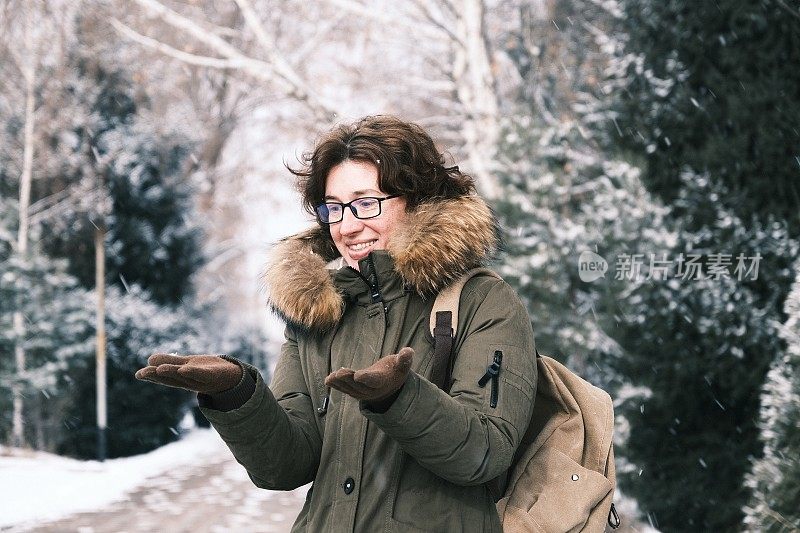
left=198, top=195, right=537, bottom=532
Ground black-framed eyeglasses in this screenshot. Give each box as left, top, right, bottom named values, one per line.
left=315, top=195, right=402, bottom=224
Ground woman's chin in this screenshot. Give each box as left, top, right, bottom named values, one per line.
left=346, top=243, right=383, bottom=265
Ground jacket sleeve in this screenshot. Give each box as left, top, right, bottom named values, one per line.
left=198, top=326, right=323, bottom=490
left=360, top=277, right=537, bottom=486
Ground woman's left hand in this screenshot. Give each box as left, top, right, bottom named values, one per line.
left=325, top=347, right=414, bottom=401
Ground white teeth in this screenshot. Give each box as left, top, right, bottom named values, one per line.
left=349, top=240, right=376, bottom=251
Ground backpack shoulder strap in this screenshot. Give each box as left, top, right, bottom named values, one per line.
left=428, top=268, right=501, bottom=391
left=428, top=267, right=501, bottom=338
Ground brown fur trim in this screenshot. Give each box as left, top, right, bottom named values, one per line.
left=388, top=195, right=498, bottom=295
left=263, top=195, right=497, bottom=330
left=262, top=228, right=343, bottom=331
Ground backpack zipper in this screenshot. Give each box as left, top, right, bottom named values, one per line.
left=478, top=350, right=503, bottom=408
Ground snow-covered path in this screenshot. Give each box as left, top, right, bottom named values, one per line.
left=1, top=429, right=308, bottom=532
left=18, top=455, right=305, bottom=533
left=1, top=428, right=656, bottom=532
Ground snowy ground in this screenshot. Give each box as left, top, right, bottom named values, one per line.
left=0, top=427, right=657, bottom=532
left=0, top=428, right=308, bottom=532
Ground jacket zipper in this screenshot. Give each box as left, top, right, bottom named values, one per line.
left=351, top=253, right=389, bottom=326
left=364, top=254, right=382, bottom=304
left=319, top=254, right=387, bottom=417
left=318, top=314, right=346, bottom=417
left=478, top=350, right=503, bottom=408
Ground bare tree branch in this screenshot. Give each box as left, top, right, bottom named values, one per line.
left=408, top=0, right=464, bottom=48
left=412, top=114, right=465, bottom=128
left=110, top=18, right=242, bottom=69
left=289, top=13, right=344, bottom=64
left=29, top=188, right=105, bottom=226
left=436, top=0, right=459, bottom=20
left=125, top=0, right=337, bottom=123
left=446, top=0, right=502, bottom=198
left=325, top=0, right=445, bottom=41
left=131, top=0, right=247, bottom=59
left=415, top=93, right=464, bottom=114
left=27, top=177, right=100, bottom=220
left=233, top=0, right=331, bottom=117
left=5, top=40, right=26, bottom=79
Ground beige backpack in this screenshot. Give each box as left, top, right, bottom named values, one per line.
left=429, top=268, right=620, bottom=532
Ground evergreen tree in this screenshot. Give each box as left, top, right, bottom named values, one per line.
left=56, top=285, right=206, bottom=459
left=743, top=259, right=800, bottom=532
left=493, top=1, right=800, bottom=529
left=32, top=54, right=212, bottom=458
left=610, top=0, right=800, bottom=236
left=492, top=5, right=685, bottom=527
left=605, top=0, right=800, bottom=529
left=492, top=0, right=655, bottom=387
left=0, top=38, right=220, bottom=456
left=0, top=10, right=274, bottom=456
left=37, top=56, right=203, bottom=306
left=494, top=115, right=673, bottom=386
left=0, top=193, right=94, bottom=450
left=610, top=174, right=797, bottom=531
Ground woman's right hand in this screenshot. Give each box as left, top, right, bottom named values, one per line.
left=135, top=353, right=243, bottom=394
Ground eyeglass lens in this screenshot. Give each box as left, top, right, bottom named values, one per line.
left=316, top=198, right=381, bottom=223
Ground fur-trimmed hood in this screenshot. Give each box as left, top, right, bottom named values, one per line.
left=262, top=195, right=498, bottom=331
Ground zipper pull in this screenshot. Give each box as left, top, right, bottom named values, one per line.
left=478, top=351, right=503, bottom=408
left=478, top=351, right=503, bottom=386
left=364, top=254, right=383, bottom=303
left=317, top=389, right=330, bottom=416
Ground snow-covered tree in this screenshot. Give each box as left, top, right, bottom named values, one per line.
left=0, top=6, right=258, bottom=456
left=0, top=193, right=94, bottom=451
left=492, top=2, right=800, bottom=530
left=56, top=285, right=204, bottom=459
left=0, top=0, right=80, bottom=449
left=110, top=0, right=536, bottom=198
left=0, top=0, right=99, bottom=448
left=608, top=0, right=800, bottom=237
left=495, top=116, right=673, bottom=384
left=489, top=10, right=685, bottom=530
left=30, top=52, right=222, bottom=458
left=603, top=0, right=800, bottom=529
left=743, top=259, right=800, bottom=532
left=491, top=0, right=660, bottom=383
left=610, top=174, right=798, bottom=531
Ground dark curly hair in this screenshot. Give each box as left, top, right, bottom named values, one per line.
left=288, top=115, right=476, bottom=219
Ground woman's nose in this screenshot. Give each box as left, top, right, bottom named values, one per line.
left=339, top=206, right=364, bottom=235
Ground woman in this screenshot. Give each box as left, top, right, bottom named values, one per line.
left=136, top=115, right=537, bottom=532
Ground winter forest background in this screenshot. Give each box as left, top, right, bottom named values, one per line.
left=1, top=0, right=798, bottom=531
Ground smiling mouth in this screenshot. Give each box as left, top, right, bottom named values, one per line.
left=347, top=240, right=377, bottom=253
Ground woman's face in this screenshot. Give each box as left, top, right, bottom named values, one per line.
left=324, top=160, right=407, bottom=270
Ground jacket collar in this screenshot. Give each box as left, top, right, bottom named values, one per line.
left=262, top=195, right=498, bottom=332
left=331, top=251, right=407, bottom=306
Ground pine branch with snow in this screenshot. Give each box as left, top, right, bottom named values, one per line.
left=743, top=259, right=800, bottom=532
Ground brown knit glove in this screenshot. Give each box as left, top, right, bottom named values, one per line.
left=135, top=353, right=243, bottom=394
left=324, top=347, right=414, bottom=402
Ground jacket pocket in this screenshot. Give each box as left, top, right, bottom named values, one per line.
left=502, top=447, right=613, bottom=533
left=479, top=345, right=535, bottom=434
left=391, top=457, right=489, bottom=532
